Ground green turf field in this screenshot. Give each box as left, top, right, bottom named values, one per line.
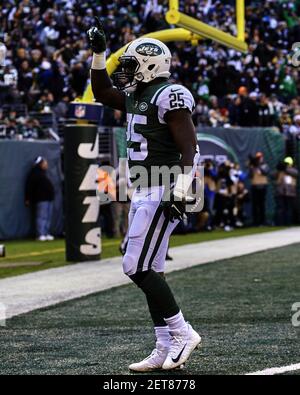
left=0, top=242, right=299, bottom=375
left=0, top=226, right=285, bottom=279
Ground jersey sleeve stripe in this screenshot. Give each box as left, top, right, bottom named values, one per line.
left=150, top=84, right=170, bottom=105
left=155, top=85, right=195, bottom=124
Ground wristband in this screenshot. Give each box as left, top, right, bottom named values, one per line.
left=91, top=52, right=106, bottom=70
left=173, top=173, right=194, bottom=200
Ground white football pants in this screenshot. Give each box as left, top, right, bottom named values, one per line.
left=122, top=186, right=179, bottom=276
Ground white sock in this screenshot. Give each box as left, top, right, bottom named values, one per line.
left=155, top=326, right=171, bottom=349
left=164, top=311, right=188, bottom=334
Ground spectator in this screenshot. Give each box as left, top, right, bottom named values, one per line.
left=17, top=59, right=33, bottom=97
left=234, top=181, right=249, bottom=227
left=33, top=91, right=55, bottom=113
left=25, top=156, right=55, bottom=241
left=5, top=118, right=17, bottom=138
left=22, top=118, right=43, bottom=139
left=234, top=86, right=259, bottom=126
left=269, top=94, right=284, bottom=124
left=214, top=161, right=235, bottom=231
left=0, top=63, right=19, bottom=105
left=113, top=159, right=132, bottom=238
left=203, top=159, right=217, bottom=230
left=208, top=95, right=229, bottom=127
left=53, top=94, right=70, bottom=120
left=289, top=114, right=300, bottom=139
left=193, top=98, right=209, bottom=126
left=70, top=61, right=89, bottom=97
left=248, top=152, right=269, bottom=226
left=278, top=65, right=298, bottom=103
left=279, top=106, right=292, bottom=135
left=97, top=163, right=116, bottom=238
left=274, top=157, right=298, bottom=226
left=258, top=94, right=275, bottom=127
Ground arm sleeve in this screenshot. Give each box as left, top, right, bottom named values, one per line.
left=155, top=84, right=195, bottom=124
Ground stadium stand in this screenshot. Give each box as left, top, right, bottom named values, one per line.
left=0, top=0, right=299, bottom=134
left=0, top=0, right=299, bottom=237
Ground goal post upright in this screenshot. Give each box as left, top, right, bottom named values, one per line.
left=165, top=2, right=247, bottom=53
left=236, top=0, right=245, bottom=42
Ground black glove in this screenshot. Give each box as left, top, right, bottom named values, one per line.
left=87, top=17, right=106, bottom=54
left=160, top=191, right=186, bottom=223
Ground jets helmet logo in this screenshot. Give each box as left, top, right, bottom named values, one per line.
left=136, top=43, right=162, bottom=57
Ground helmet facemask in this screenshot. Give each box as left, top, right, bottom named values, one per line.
left=112, top=38, right=172, bottom=93
left=113, top=56, right=142, bottom=92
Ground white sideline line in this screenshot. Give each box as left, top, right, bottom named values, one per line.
left=0, top=227, right=300, bottom=319
left=246, top=363, right=300, bottom=375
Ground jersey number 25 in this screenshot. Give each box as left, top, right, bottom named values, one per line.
left=126, top=113, right=148, bottom=161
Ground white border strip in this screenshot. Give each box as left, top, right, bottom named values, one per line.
left=1, top=227, right=300, bottom=319
left=246, top=363, right=300, bottom=375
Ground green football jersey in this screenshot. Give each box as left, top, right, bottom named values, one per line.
left=125, top=81, right=195, bottom=182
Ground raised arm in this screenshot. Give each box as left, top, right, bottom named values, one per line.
left=87, top=18, right=126, bottom=111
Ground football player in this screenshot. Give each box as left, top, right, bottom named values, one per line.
left=87, top=18, right=201, bottom=371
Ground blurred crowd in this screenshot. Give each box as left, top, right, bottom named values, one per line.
left=0, top=0, right=300, bottom=137
left=97, top=152, right=299, bottom=238
left=0, top=107, right=44, bottom=139
left=0, top=0, right=299, bottom=239
left=198, top=153, right=299, bottom=232
left=24, top=149, right=299, bottom=241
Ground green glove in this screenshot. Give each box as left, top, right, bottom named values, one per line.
left=87, top=17, right=106, bottom=54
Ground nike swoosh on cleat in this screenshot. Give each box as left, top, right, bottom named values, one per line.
left=171, top=343, right=187, bottom=363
